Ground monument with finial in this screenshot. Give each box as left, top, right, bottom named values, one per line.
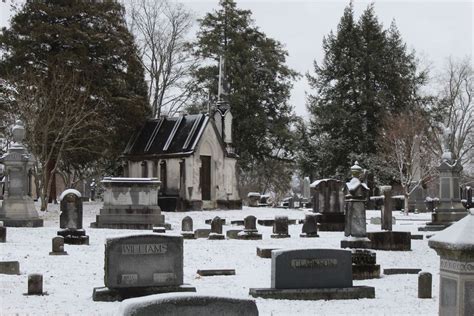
left=0, top=120, right=43, bottom=227
left=420, top=126, right=467, bottom=231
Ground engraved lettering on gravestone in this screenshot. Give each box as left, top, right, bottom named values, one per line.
left=121, top=244, right=168, bottom=255
left=153, top=273, right=176, bottom=283
left=121, top=274, right=138, bottom=285
left=291, top=258, right=338, bottom=269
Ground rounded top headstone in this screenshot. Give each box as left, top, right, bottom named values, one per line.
left=59, top=189, right=82, bottom=201
left=12, top=120, right=26, bottom=143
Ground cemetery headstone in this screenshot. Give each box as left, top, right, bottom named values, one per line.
left=0, top=120, right=43, bottom=227
left=381, top=186, right=393, bottom=231
left=92, top=234, right=195, bottom=302
left=0, top=261, right=20, bottom=275
left=0, top=221, right=5, bottom=242
left=418, top=272, right=432, bottom=299
left=119, top=293, right=259, bottom=316
left=181, top=216, right=194, bottom=239
left=208, top=216, right=225, bottom=240
left=461, top=186, right=473, bottom=209
left=249, top=248, right=375, bottom=300
left=311, top=179, right=345, bottom=231
left=300, top=214, right=319, bottom=237
left=49, top=236, right=68, bottom=256
left=351, top=250, right=380, bottom=280
left=256, top=247, right=280, bottom=259
left=27, top=274, right=44, bottom=295
left=57, top=189, right=89, bottom=245
left=247, top=192, right=260, bottom=207
left=341, top=162, right=371, bottom=249
left=271, top=216, right=290, bottom=238
left=429, top=208, right=474, bottom=315
left=238, top=215, right=262, bottom=240
left=91, top=177, right=164, bottom=229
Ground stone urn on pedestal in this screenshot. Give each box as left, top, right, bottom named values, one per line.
left=0, top=121, right=43, bottom=227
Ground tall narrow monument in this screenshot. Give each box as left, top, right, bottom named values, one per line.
left=0, top=121, right=43, bottom=227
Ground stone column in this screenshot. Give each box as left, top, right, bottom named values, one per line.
left=429, top=209, right=474, bottom=315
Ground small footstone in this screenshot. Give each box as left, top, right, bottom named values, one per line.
left=0, top=261, right=20, bottom=275
left=194, top=229, right=211, bottom=238
left=152, top=227, right=166, bottom=233
left=49, top=236, right=68, bottom=256
left=256, top=247, right=279, bottom=259
left=384, top=268, right=421, bottom=275
left=226, top=229, right=242, bottom=239
left=197, top=269, right=236, bottom=276
left=27, top=274, right=44, bottom=295
left=418, top=272, right=432, bottom=299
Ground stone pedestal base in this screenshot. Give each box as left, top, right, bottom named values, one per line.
left=271, top=234, right=290, bottom=239
left=300, top=233, right=319, bottom=238
left=237, top=232, right=262, bottom=240
left=49, top=251, right=68, bottom=256
left=367, top=231, right=411, bottom=251
left=91, top=206, right=164, bottom=230
left=430, top=211, right=467, bottom=226
left=0, top=218, right=43, bottom=227
left=208, top=233, right=225, bottom=240
left=353, top=265, right=380, bottom=280
left=316, top=213, right=345, bottom=232
left=181, top=232, right=195, bottom=239
left=57, top=229, right=89, bottom=245
left=92, top=284, right=196, bottom=302
left=340, top=238, right=372, bottom=249
left=249, top=286, right=375, bottom=300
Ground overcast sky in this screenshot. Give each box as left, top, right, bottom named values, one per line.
left=1, top=0, right=472, bottom=116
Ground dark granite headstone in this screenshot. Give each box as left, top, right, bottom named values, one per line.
left=271, top=249, right=352, bottom=289
left=28, top=274, right=43, bottom=295
left=49, top=236, right=68, bottom=255
left=244, top=215, right=257, bottom=232
left=300, top=214, right=319, bottom=237
left=181, top=216, right=193, bottom=232
left=0, top=261, right=20, bottom=275
left=210, top=216, right=223, bottom=234
left=271, top=216, right=290, bottom=238
left=59, top=189, right=83, bottom=230
left=104, top=234, right=183, bottom=289
left=418, top=272, right=432, bottom=298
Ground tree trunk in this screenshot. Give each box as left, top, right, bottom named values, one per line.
left=404, top=192, right=409, bottom=215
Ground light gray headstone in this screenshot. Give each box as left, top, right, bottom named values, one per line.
left=182, top=216, right=193, bottom=232
left=271, top=248, right=352, bottom=289
left=418, top=272, right=432, bottom=299
left=104, top=234, right=183, bottom=289
left=59, top=189, right=83, bottom=230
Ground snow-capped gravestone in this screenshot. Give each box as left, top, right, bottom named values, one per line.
left=181, top=216, right=194, bottom=239
left=341, top=162, right=371, bottom=249
left=92, top=177, right=164, bottom=229
left=93, top=234, right=195, bottom=302
left=49, top=236, right=67, bottom=256
left=238, top=215, right=262, bottom=240
left=249, top=248, right=375, bottom=300
left=311, top=179, right=345, bottom=231
left=0, top=120, right=43, bottom=227
left=247, top=192, right=261, bottom=207
left=428, top=209, right=474, bottom=316
left=57, top=189, right=89, bottom=245
left=119, top=293, right=259, bottom=316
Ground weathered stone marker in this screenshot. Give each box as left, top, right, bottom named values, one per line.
left=238, top=215, right=262, bottom=240
left=341, top=162, right=371, bottom=249
left=381, top=185, right=393, bottom=231
left=196, top=269, right=236, bottom=276
left=418, top=272, right=432, bottom=299
left=429, top=209, right=474, bottom=315
left=351, top=250, right=380, bottom=280
left=0, top=261, right=20, bottom=275
left=256, top=247, right=280, bottom=259
left=271, top=216, right=290, bottom=238
left=208, top=216, right=225, bottom=240
left=181, top=216, right=194, bottom=239
left=249, top=248, right=375, bottom=300
left=57, top=189, right=89, bottom=245
left=194, top=228, right=211, bottom=239
left=49, top=236, right=68, bottom=256
left=0, top=120, right=43, bottom=227
left=27, top=274, right=44, bottom=295
left=93, top=234, right=195, bottom=302
left=311, top=179, right=345, bottom=231
left=0, top=222, right=6, bottom=242
left=119, top=293, right=259, bottom=316
left=247, top=192, right=261, bottom=207
left=300, top=214, right=319, bottom=237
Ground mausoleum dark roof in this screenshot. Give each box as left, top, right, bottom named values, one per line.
left=123, top=114, right=217, bottom=159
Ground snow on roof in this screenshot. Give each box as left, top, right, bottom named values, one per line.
left=429, top=209, right=474, bottom=251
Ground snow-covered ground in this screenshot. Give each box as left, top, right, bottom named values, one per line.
left=1, top=202, right=440, bottom=315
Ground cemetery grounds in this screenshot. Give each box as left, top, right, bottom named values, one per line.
left=0, top=202, right=439, bottom=315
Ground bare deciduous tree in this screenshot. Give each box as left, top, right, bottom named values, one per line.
left=378, top=111, right=437, bottom=211
left=127, top=0, right=197, bottom=118
left=8, top=66, right=101, bottom=211
left=433, top=57, right=473, bottom=171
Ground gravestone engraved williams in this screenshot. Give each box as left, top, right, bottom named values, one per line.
left=249, top=248, right=375, bottom=300
left=57, top=189, right=89, bottom=245
left=93, top=234, right=195, bottom=302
